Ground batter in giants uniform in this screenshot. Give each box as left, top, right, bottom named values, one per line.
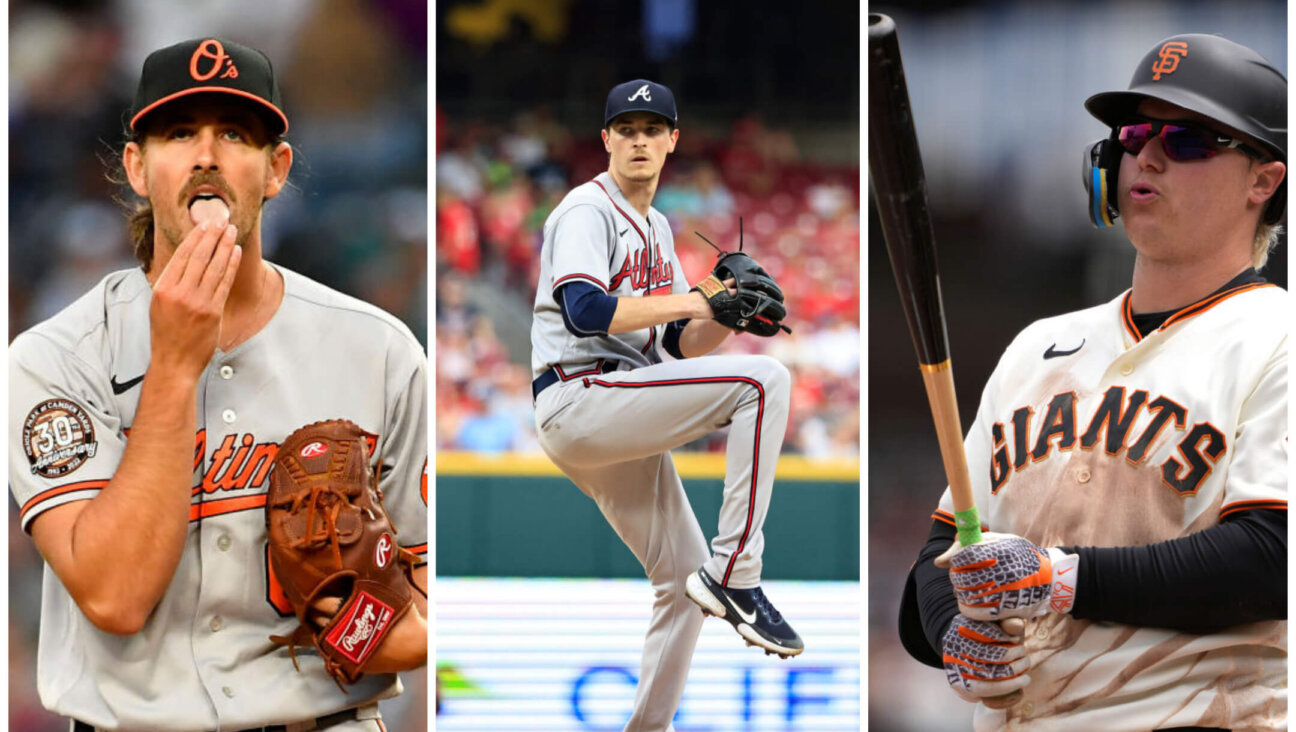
left=8, top=39, right=428, bottom=732
left=531, top=79, right=803, bottom=732
left=898, top=34, right=1286, bottom=732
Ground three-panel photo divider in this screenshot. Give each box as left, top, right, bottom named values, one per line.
left=5, top=2, right=1289, bottom=731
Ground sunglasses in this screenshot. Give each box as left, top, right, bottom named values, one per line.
left=1117, top=117, right=1265, bottom=162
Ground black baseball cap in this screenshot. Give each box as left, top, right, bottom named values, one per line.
left=130, top=38, right=289, bottom=135
left=604, top=79, right=677, bottom=128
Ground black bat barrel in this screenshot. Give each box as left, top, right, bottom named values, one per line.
left=868, top=13, right=951, bottom=368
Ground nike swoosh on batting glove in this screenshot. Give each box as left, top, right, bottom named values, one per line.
left=935, top=532, right=1079, bottom=621
left=942, top=613, right=1031, bottom=704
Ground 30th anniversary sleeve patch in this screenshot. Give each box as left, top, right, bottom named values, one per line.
left=24, top=399, right=98, bottom=478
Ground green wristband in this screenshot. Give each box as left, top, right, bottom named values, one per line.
left=954, top=506, right=982, bottom=547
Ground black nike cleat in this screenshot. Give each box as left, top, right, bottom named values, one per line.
left=685, top=567, right=804, bottom=658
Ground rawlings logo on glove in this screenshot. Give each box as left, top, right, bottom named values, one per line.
left=690, top=219, right=792, bottom=337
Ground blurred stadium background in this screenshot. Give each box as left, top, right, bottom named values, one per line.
left=867, top=2, right=1285, bottom=731
left=435, top=0, right=861, bottom=729
left=9, top=1, right=428, bottom=730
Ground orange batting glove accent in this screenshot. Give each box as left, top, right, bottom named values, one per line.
left=941, top=613, right=1031, bottom=703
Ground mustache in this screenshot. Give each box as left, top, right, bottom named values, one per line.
left=178, top=172, right=236, bottom=207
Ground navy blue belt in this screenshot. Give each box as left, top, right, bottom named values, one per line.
left=532, top=361, right=619, bottom=400
left=73, top=707, right=360, bottom=732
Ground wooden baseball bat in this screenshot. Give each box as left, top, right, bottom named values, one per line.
left=868, top=13, right=981, bottom=548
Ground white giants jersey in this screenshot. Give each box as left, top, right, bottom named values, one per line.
left=935, top=283, right=1286, bottom=732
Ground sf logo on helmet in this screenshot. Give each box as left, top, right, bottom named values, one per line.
left=628, top=84, right=652, bottom=102
left=1152, top=41, right=1188, bottom=81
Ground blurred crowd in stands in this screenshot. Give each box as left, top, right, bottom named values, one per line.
left=9, top=1, right=427, bottom=730
left=436, top=110, right=860, bottom=457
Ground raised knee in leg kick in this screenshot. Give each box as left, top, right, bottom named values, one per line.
left=753, top=355, right=791, bottom=396
left=726, top=354, right=791, bottom=401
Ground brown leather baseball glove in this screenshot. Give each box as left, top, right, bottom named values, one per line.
left=266, top=419, right=422, bottom=687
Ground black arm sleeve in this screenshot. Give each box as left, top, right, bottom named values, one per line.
left=661, top=317, right=690, bottom=360
left=1064, top=508, right=1286, bottom=631
left=897, top=519, right=959, bottom=669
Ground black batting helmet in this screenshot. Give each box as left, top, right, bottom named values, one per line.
left=1085, top=33, right=1286, bottom=224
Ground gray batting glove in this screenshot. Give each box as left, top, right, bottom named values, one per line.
left=935, top=531, right=1079, bottom=621
left=942, top=613, right=1031, bottom=705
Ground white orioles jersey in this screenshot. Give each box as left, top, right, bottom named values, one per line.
left=934, top=282, right=1287, bottom=732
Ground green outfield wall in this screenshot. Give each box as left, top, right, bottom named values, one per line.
left=435, top=451, right=860, bottom=580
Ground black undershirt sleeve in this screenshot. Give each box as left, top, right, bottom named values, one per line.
left=1064, top=508, right=1286, bottom=631
left=898, top=509, right=1286, bottom=667
left=662, top=318, right=690, bottom=360
left=900, top=519, right=959, bottom=668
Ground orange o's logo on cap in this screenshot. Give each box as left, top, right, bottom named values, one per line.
left=1151, top=41, right=1188, bottom=81
left=189, top=39, right=240, bottom=81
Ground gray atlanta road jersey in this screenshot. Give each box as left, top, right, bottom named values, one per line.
left=935, top=284, right=1286, bottom=732
left=9, top=264, right=428, bottom=732
left=531, top=171, right=690, bottom=380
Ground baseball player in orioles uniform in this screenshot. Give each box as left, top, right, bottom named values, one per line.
left=899, top=33, right=1285, bottom=732
left=9, top=39, right=427, bottom=732
left=531, top=80, right=802, bottom=732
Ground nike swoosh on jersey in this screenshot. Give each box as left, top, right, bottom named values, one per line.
left=618, top=228, right=629, bottom=238
left=110, top=373, right=145, bottom=395
left=1043, top=339, right=1085, bottom=359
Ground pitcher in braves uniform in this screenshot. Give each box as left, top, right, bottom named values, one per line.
left=898, top=34, right=1286, bottom=732
left=8, top=39, right=428, bottom=732
left=530, top=79, right=802, bottom=731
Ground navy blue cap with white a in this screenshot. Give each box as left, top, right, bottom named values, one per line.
left=604, top=79, right=678, bottom=128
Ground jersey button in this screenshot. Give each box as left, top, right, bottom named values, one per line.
left=222, top=686, right=235, bottom=698
left=222, top=409, right=236, bottom=424
left=1120, top=363, right=1134, bottom=376
left=219, top=365, right=234, bottom=380
left=210, top=616, right=224, bottom=632
left=217, top=535, right=232, bottom=551
left=1036, top=625, right=1049, bottom=640
left=1077, top=469, right=1091, bottom=484
left=1022, top=702, right=1035, bottom=715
